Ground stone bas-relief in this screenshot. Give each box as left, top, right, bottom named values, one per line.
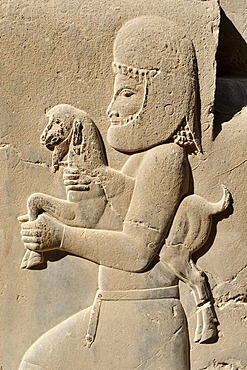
left=17, top=16, right=235, bottom=369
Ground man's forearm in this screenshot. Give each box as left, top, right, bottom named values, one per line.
left=60, top=222, right=162, bottom=272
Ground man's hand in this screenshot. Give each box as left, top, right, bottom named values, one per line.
left=63, top=166, right=80, bottom=187
left=20, top=214, right=64, bottom=252
left=63, top=167, right=92, bottom=191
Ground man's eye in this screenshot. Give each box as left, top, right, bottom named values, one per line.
left=120, top=89, right=134, bottom=97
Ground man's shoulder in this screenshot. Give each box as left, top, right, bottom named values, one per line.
left=143, top=143, right=185, bottom=165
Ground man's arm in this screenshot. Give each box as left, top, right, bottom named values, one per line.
left=21, top=144, right=189, bottom=272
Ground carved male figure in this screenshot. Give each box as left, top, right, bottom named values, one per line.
left=19, top=16, right=229, bottom=369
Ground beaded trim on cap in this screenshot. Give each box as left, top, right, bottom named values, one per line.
left=112, top=62, right=159, bottom=82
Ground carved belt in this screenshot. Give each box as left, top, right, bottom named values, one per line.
left=86, top=285, right=179, bottom=347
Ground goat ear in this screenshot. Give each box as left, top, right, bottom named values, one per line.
left=72, top=119, right=83, bottom=155
left=51, top=140, right=70, bottom=173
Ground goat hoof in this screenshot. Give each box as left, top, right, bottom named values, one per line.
left=199, top=327, right=217, bottom=343
left=26, top=253, right=44, bottom=269
left=194, top=331, right=202, bottom=343
left=20, top=250, right=31, bottom=269
left=20, top=259, right=28, bottom=269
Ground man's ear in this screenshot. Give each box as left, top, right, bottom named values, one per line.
left=72, top=119, right=83, bottom=155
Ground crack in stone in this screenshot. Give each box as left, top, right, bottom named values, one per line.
left=0, top=142, right=48, bottom=168
left=215, top=293, right=247, bottom=308
left=100, top=185, right=125, bottom=224
left=212, top=265, right=247, bottom=308
left=199, top=359, right=246, bottom=370
left=191, top=149, right=219, bottom=171
left=124, top=220, right=161, bottom=234
left=214, top=265, right=247, bottom=285
left=215, top=158, right=247, bottom=177
left=134, top=326, right=183, bottom=369
left=19, top=158, right=48, bottom=167
left=193, top=157, right=247, bottom=188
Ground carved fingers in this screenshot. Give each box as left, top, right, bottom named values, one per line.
left=63, top=167, right=80, bottom=185
left=63, top=167, right=93, bottom=191
left=20, top=214, right=64, bottom=252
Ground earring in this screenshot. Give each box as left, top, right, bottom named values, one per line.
left=164, top=104, right=174, bottom=115
left=173, top=121, right=194, bottom=147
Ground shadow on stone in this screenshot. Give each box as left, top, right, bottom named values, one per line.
left=213, top=8, right=247, bottom=138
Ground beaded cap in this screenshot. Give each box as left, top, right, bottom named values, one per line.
left=112, top=62, right=160, bottom=82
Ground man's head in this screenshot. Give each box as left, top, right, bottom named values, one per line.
left=107, top=16, right=200, bottom=153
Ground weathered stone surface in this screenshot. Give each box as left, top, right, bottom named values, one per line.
left=0, top=1, right=246, bottom=369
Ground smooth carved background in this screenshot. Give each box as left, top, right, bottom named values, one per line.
left=0, top=1, right=246, bottom=369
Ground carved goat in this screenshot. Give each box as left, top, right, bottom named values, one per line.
left=160, top=185, right=231, bottom=343
left=20, top=104, right=107, bottom=269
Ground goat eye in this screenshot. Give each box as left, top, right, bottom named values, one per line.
left=120, top=89, right=135, bottom=98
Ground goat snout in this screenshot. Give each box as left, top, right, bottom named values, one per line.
left=40, top=132, right=63, bottom=150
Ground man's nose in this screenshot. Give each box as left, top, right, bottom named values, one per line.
left=107, top=101, right=120, bottom=118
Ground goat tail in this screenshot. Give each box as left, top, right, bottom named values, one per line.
left=210, top=185, right=231, bottom=215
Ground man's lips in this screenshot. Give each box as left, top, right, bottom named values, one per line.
left=110, top=115, right=136, bottom=126
left=110, top=119, right=121, bottom=125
